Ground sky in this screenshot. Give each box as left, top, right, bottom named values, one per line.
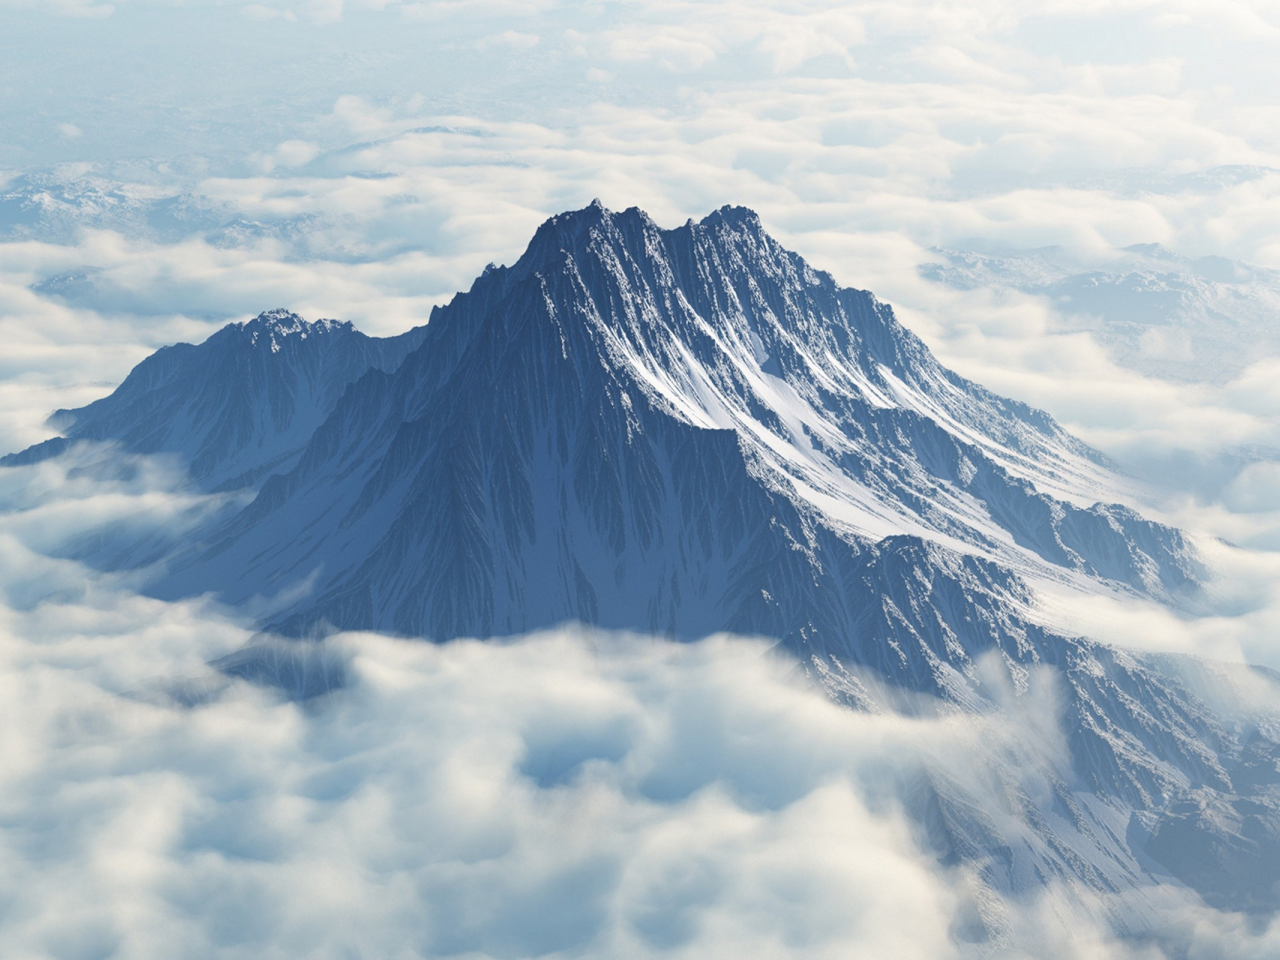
left=4, top=0, right=1280, bottom=957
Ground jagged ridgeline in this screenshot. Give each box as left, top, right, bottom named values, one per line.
left=5, top=310, right=428, bottom=490
left=8, top=203, right=1280, bottom=928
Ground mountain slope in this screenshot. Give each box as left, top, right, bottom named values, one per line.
left=2, top=309, right=427, bottom=490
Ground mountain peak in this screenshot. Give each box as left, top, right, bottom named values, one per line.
left=241, top=309, right=353, bottom=353
left=511, top=204, right=772, bottom=288
left=702, top=204, right=762, bottom=228
left=513, top=201, right=665, bottom=270
left=2, top=307, right=427, bottom=487
left=248, top=307, right=306, bottom=328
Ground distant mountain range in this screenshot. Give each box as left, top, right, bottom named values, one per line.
left=7, top=202, right=1279, bottom=940
left=922, top=242, right=1280, bottom=385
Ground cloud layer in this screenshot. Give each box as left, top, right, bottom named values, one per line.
left=0, top=448, right=1276, bottom=959
left=0, top=573, right=1267, bottom=960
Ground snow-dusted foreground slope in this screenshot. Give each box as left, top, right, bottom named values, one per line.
left=6, top=203, right=1279, bottom=939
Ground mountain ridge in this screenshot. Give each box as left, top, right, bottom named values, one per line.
left=1, top=309, right=428, bottom=491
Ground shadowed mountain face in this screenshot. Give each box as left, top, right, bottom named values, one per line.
left=7, top=203, right=1279, bottom=930
left=1, top=309, right=427, bottom=491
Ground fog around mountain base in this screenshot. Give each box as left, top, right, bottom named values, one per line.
left=0, top=449, right=1275, bottom=959
left=2, top=584, right=1278, bottom=959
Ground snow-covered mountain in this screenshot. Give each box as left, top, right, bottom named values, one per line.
left=156, top=204, right=1199, bottom=629
left=2, top=309, right=427, bottom=490
left=7, top=202, right=1279, bottom=935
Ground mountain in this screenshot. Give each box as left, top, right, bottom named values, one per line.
left=6, top=202, right=1278, bottom=936
left=920, top=243, right=1280, bottom=385
left=158, top=203, right=1199, bottom=633
left=1, top=309, right=427, bottom=491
